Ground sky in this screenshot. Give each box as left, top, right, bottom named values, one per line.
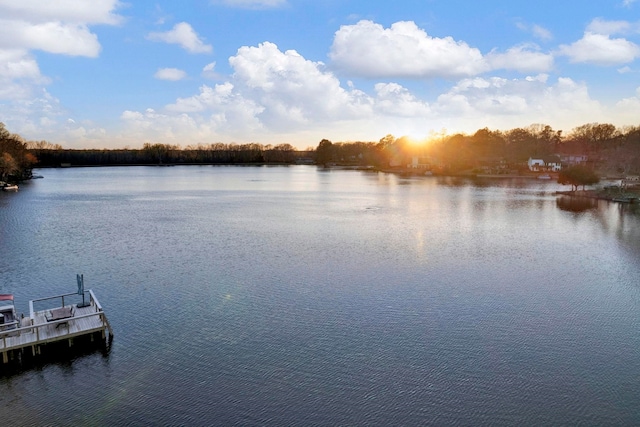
left=1, top=0, right=639, bottom=149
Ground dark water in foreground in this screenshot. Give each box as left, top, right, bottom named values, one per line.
left=1, top=166, right=639, bottom=426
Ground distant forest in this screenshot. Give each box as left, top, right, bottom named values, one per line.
left=31, top=142, right=306, bottom=167
left=2, top=122, right=640, bottom=182
left=316, top=123, right=640, bottom=175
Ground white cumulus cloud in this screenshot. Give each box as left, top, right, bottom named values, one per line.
left=374, top=83, right=430, bottom=117
left=0, top=0, right=122, bottom=136
left=166, top=83, right=265, bottom=132
left=330, top=20, right=487, bottom=79
left=0, top=0, right=123, bottom=57
left=434, top=74, right=603, bottom=130
left=147, top=22, right=213, bottom=54
left=121, top=42, right=378, bottom=143
left=121, top=102, right=262, bottom=144
left=0, top=21, right=102, bottom=57
left=586, top=18, right=635, bottom=36
left=229, top=42, right=372, bottom=125
left=154, top=68, right=187, bottom=81
left=0, top=49, right=44, bottom=84
left=611, top=87, right=640, bottom=125
left=0, top=88, right=66, bottom=137
left=486, top=45, right=554, bottom=73
left=558, top=32, right=640, bottom=65
left=117, top=40, right=625, bottom=147
left=557, top=18, right=640, bottom=65
left=0, top=0, right=123, bottom=25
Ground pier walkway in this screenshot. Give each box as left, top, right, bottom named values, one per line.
left=0, top=290, right=113, bottom=364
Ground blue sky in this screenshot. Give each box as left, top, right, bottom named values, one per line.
left=1, top=0, right=639, bottom=149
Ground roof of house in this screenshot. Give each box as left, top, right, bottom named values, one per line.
left=542, top=155, right=561, bottom=163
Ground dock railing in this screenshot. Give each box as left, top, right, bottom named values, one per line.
left=29, top=290, right=98, bottom=318
left=0, top=289, right=113, bottom=351
left=1, top=312, right=109, bottom=346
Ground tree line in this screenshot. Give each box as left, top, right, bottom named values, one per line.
left=2, top=121, right=640, bottom=182
left=316, top=123, right=640, bottom=175
left=0, top=123, right=38, bottom=183
left=31, top=142, right=307, bottom=167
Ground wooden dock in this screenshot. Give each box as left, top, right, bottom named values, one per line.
left=0, top=290, right=113, bottom=364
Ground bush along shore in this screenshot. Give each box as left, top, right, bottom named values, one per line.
left=1, top=123, right=37, bottom=184
left=557, top=183, right=640, bottom=203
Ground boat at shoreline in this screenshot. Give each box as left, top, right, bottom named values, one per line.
left=612, top=197, right=638, bottom=204
left=0, top=294, right=20, bottom=332
left=2, top=183, right=18, bottom=191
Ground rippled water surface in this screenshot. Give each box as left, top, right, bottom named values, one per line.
left=1, top=166, right=640, bottom=425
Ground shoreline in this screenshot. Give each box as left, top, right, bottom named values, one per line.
left=556, top=189, right=640, bottom=203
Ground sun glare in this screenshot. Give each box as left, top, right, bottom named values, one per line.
left=404, top=134, right=428, bottom=147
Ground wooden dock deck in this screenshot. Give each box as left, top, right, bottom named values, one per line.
left=0, top=290, right=113, bottom=364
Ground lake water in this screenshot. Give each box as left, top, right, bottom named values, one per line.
left=1, top=166, right=639, bottom=425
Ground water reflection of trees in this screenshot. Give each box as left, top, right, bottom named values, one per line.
left=556, top=196, right=598, bottom=212
left=556, top=195, right=640, bottom=256
left=614, top=203, right=640, bottom=250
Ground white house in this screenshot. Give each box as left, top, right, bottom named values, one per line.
left=408, top=156, right=433, bottom=169
left=528, top=156, right=562, bottom=172
left=527, top=158, right=545, bottom=171
left=545, top=157, right=562, bottom=172
left=622, top=175, right=640, bottom=188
